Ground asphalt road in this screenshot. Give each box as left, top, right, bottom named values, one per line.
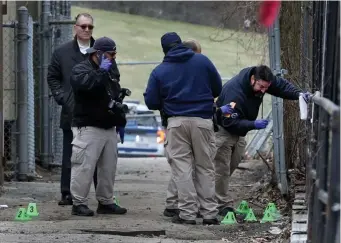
left=0, top=157, right=286, bottom=243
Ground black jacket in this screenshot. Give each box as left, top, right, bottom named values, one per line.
left=216, top=66, right=301, bottom=137
left=70, top=57, right=125, bottom=129
left=47, top=37, right=96, bottom=129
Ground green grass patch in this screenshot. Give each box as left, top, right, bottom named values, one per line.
left=71, top=6, right=269, bottom=104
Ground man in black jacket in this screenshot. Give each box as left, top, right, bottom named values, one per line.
left=214, top=65, right=310, bottom=215
left=70, top=37, right=127, bottom=216
left=47, top=13, right=101, bottom=206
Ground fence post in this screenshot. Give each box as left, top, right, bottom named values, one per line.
left=16, top=6, right=29, bottom=181
left=268, top=18, right=288, bottom=195
left=0, top=0, right=4, bottom=186
left=27, top=16, right=35, bottom=178
left=40, top=0, right=51, bottom=168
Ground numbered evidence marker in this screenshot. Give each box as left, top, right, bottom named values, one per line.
left=114, top=198, right=120, bottom=206
left=236, top=200, right=250, bottom=214
left=26, top=202, right=39, bottom=217
left=15, top=208, right=32, bottom=221
left=221, top=211, right=237, bottom=225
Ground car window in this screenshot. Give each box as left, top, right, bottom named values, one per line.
left=127, top=116, right=158, bottom=127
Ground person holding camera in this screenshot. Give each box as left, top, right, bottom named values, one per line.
left=69, top=36, right=128, bottom=216
left=47, top=13, right=100, bottom=206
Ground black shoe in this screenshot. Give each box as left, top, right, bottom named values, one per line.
left=72, top=205, right=94, bottom=216
left=172, top=215, right=196, bottom=225
left=97, top=203, right=127, bottom=215
left=203, top=218, right=220, bottom=225
left=163, top=208, right=180, bottom=217
left=58, top=194, right=73, bottom=206
left=218, top=206, right=235, bottom=216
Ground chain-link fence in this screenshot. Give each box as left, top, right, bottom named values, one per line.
left=2, top=20, right=17, bottom=180
left=1, top=6, right=37, bottom=180
left=49, top=2, right=73, bottom=166
left=2, top=0, right=272, bottom=177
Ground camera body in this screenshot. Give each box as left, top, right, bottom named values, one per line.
left=108, top=100, right=129, bottom=114
left=108, top=88, right=131, bottom=115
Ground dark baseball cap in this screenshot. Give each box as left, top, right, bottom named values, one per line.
left=161, top=32, right=182, bottom=54
left=86, top=36, right=117, bottom=54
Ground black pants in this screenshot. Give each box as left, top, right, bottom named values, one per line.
left=61, top=129, right=98, bottom=196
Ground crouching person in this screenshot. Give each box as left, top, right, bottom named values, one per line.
left=70, top=36, right=127, bottom=216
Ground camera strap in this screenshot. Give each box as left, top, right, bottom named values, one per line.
left=104, top=73, right=117, bottom=101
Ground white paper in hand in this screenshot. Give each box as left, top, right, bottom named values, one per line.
left=299, top=93, right=308, bottom=120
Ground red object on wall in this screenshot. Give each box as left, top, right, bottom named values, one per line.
left=259, top=1, right=281, bottom=27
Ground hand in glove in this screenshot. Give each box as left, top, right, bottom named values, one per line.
left=116, top=127, right=125, bottom=144
left=301, top=92, right=312, bottom=103
left=254, top=119, right=269, bottom=129
left=219, top=104, right=234, bottom=116
left=99, top=55, right=112, bottom=71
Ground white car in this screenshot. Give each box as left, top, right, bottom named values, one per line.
left=117, top=101, right=165, bottom=157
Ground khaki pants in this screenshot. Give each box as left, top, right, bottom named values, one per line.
left=165, top=162, right=197, bottom=210
left=70, top=126, right=117, bottom=206
left=165, top=117, right=218, bottom=220
left=165, top=141, right=178, bottom=210
left=213, top=126, right=246, bottom=209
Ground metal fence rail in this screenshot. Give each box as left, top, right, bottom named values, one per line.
left=306, top=1, right=340, bottom=242
left=27, top=16, right=36, bottom=177
left=0, top=1, right=4, bottom=186
left=16, top=6, right=29, bottom=181
left=268, top=17, right=288, bottom=195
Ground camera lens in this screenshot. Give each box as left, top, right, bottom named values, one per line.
left=125, top=89, right=132, bottom=96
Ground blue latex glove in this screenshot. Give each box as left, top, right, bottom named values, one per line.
left=116, top=127, right=125, bottom=144
left=220, top=104, right=234, bottom=115
left=254, top=119, right=269, bottom=129
left=301, top=92, right=312, bottom=103
left=99, top=55, right=112, bottom=71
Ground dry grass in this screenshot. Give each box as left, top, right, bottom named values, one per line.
left=71, top=6, right=268, bottom=103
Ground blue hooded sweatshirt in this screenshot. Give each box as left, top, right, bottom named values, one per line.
left=144, top=45, right=222, bottom=119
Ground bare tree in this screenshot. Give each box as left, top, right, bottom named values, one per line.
left=279, top=1, right=312, bottom=170
left=209, top=1, right=268, bottom=64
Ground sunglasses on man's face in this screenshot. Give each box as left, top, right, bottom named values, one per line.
left=106, top=51, right=117, bottom=55
left=105, top=51, right=117, bottom=59
left=76, top=24, right=94, bottom=30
